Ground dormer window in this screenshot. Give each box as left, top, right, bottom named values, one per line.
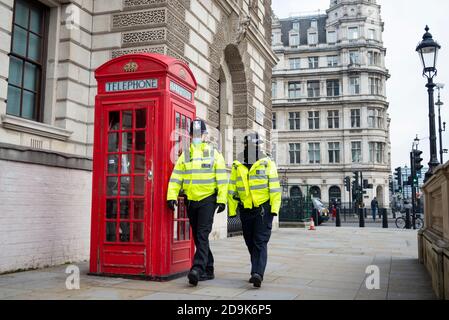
left=289, top=31, right=299, bottom=47
left=308, top=32, right=318, bottom=45
left=293, top=22, right=300, bottom=30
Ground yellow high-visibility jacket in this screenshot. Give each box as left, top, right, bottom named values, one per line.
left=167, top=142, right=228, bottom=204
left=227, top=157, right=281, bottom=217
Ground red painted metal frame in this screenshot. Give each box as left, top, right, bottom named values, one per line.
left=90, top=53, right=197, bottom=280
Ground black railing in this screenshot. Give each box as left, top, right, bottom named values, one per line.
left=279, top=197, right=314, bottom=223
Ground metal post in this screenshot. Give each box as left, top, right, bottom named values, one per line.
left=425, top=79, right=440, bottom=182
left=438, top=102, right=444, bottom=164
left=359, top=207, right=365, bottom=228
left=405, top=208, right=411, bottom=230
left=382, top=208, right=388, bottom=228
left=336, top=208, right=341, bottom=227
left=411, top=151, right=417, bottom=230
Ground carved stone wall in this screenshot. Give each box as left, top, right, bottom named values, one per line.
left=419, top=163, right=449, bottom=300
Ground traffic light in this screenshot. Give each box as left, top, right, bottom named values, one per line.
left=353, top=171, right=360, bottom=184
left=414, top=150, right=424, bottom=173
left=394, top=167, right=402, bottom=188
left=389, top=180, right=394, bottom=193
left=344, top=176, right=351, bottom=192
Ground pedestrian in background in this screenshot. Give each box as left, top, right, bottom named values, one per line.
left=371, top=197, right=379, bottom=222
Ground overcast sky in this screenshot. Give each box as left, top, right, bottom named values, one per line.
left=271, top=0, right=449, bottom=170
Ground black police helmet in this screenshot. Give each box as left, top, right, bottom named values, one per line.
left=190, top=119, right=208, bottom=136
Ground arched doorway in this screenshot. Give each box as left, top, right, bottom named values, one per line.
left=329, top=186, right=342, bottom=204
left=376, top=186, right=384, bottom=207
left=290, top=186, right=302, bottom=198
left=310, top=186, right=321, bottom=199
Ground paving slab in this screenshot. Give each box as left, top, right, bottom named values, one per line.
left=0, top=228, right=437, bottom=300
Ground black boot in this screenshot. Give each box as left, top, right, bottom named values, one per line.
left=249, top=273, right=263, bottom=288
left=188, top=269, right=200, bottom=286
left=200, top=267, right=215, bottom=281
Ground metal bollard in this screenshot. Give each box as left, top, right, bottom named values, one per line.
left=382, top=208, right=388, bottom=229
left=359, top=208, right=365, bottom=228
left=405, top=208, right=411, bottom=230
left=336, top=208, right=341, bottom=227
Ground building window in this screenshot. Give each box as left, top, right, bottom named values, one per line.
left=368, top=28, right=376, bottom=40
left=328, top=110, right=340, bottom=129
left=308, top=57, right=319, bottom=69
left=352, top=142, right=362, bottom=163
left=7, top=0, right=48, bottom=121
left=368, top=108, right=383, bottom=128
left=307, top=81, right=320, bottom=98
left=326, top=80, right=340, bottom=97
left=368, top=51, right=381, bottom=66
left=351, top=109, right=361, bottom=128
left=289, top=112, right=300, bottom=130
left=348, top=26, right=359, bottom=40
left=308, top=143, right=321, bottom=164
left=311, top=20, right=318, bottom=29
left=308, top=32, right=318, bottom=45
left=289, top=32, right=299, bottom=46
left=293, top=22, right=300, bottom=30
left=289, top=143, right=301, bottom=164
left=289, top=58, right=301, bottom=70
left=369, top=142, right=385, bottom=163
left=328, top=142, right=341, bottom=164
left=349, top=50, right=360, bottom=65
left=327, top=55, right=339, bottom=67
left=349, top=77, right=360, bottom=95
left=272, top=112, right=277, bottom=130
left=369, top=77, right=383, bottom=95
left=288, top=82, right=301, bottom=99
left=327, top=30, right=337, bottom=44
left=308, top=111, right=320, bottom=130
left=272, top=82, right=277, bottom=99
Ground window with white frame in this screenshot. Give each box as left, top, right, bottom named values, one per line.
left=327, top=55, right=339, bottom=67
left=369, top=77, right=383, bottom=95
left=349, top=50, right=360, bottom=65
left=293, top=22, right=300, bottom=30
left=308, top=32, right=318, bottom=45
left=326, top=80, right=340, bottom=97
left=327, top=30, right=337, bottom=44
left=272, top=112, right=277, bottom=130
left=289, top=143, right=301, bottom=164
left=307, top=81, right=320, bottom=98
left=348, top=26, right=359, bottom=40
left=368, top=51, right=381, bottom=66
left=368, top=28, right=376, bottom=40
left=288, top=82, right=301, bottom=99
left=349, top=77, right=360, bottom=95
left=369, top=142, right=385, bottom=163
left=289, top=112, right=300, bottom=130
left=308, top=56, right=319, bottom=69
left=308, top=143, right=321, bottom=164
left=308, top=111, right=320, bottom=130
left=289, top=32, right=299, bottom=46
left=351, top=109, right=361, bottom=128
left=368, top=108, right=384, bottom=128
left=328, top=110, right=340, bottom=129
left=289, top=58, right=301, bottom=70
left=328, top=142, right=341, bottom=164
left=352, top=141, right=362, bottom=163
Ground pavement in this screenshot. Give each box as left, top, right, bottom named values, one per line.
left=0, top=227, right=436, bottom=300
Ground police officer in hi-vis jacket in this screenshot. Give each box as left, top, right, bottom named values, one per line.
left=167, top=119, right=228, bottom=286
left=228, top=133, right=281, bottom=288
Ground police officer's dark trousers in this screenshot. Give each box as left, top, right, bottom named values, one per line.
left=240, top=201, right=273, bottom=279
left=187, top=195, right=216, bottom=276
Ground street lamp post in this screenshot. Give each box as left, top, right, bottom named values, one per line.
left=416, top=26, right=442, bottom=182
left=435, top=84, right=445, bottom=164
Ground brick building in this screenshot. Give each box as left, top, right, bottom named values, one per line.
left=0, top=0, right=276, bottom=273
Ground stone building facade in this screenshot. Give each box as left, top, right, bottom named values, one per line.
left=271, top=0, right=391, bottom=207
left=0, top=0, right=276, bottom=273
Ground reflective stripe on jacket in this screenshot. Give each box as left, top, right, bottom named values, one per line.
left=167, top=142, right=228, bottom=204
left=227, top=157, right=281, bottom=217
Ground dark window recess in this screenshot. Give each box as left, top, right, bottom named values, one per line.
left=7, top=0, right=48, bottom=122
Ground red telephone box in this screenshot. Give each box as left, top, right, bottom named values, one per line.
left=89, top=53, right=196, bottom=280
